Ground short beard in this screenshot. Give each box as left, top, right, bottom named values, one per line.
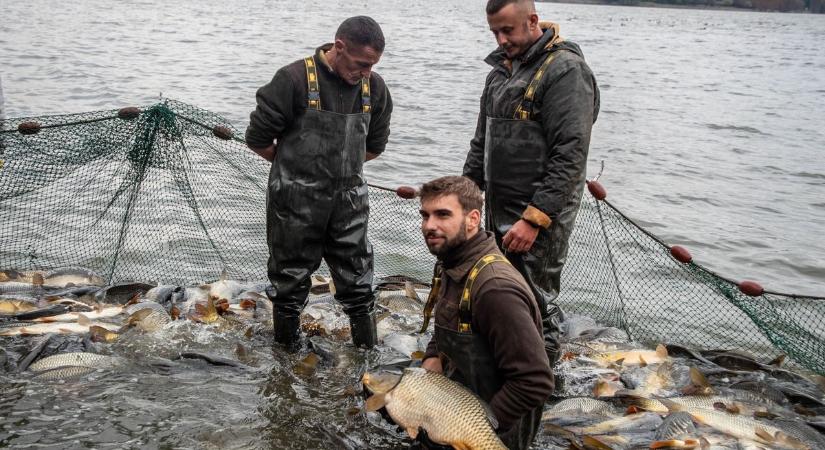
left=426, top=219, right=468, bottom=259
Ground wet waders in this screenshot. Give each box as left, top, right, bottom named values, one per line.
left=267, top=56, right=377, bottom=349
left=434, top=254, right=541, bottom=450
left=483, top=51, right=583, bottom=365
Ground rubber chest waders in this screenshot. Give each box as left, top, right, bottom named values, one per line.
left=267, top=55, right=377, bottom=347
left=483, top=50, right=582, bottom=365
left=434, top=254, right=542, bottom=450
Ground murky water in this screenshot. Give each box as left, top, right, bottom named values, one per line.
left=1, top=0, right=824, bottom=448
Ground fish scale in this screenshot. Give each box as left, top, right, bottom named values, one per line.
left=374, top=368, right=505, bottom=450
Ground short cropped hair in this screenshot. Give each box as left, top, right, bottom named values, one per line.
left=486, top=0, right=535, bottom=15
left=336, top=16, right=385, bottom=53
left=420, top=176, right=483, bottom=215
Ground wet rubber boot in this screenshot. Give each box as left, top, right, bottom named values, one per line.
left=273, top=311, right=301, bottom=352
left=349, top=312, right=377, bottom=349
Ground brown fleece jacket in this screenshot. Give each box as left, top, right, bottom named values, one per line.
left=423, top=230, right=554, bottom=430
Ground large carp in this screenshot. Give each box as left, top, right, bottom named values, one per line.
left=362, top=367, right=505, bottom=450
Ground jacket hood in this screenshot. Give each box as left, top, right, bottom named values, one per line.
left=486, top=22, right=585, bottom=68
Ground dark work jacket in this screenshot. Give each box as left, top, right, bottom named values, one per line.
left=463, top=25, right=599, bottom=222
left=245, top=44, right=393, bottom=155
left=423, top=231, right=553, bottom=432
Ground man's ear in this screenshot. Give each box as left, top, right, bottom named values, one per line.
left=334, top=38, right=346, bottom=51
left=467, top=209, right=482, bottom=231
left=528, top=13, right=539, bottom=29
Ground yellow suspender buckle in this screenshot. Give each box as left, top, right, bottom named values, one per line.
left=304, top=56, right=321, bottom=110
left=513, top=51, right=559, bottom=121
left=361, top=78, right=371, bottom=113
left=458, top=253, right=511, bottom=333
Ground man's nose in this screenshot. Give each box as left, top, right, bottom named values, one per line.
left=496, top=34, right=508, bottom=47
left=359, top=68, right=372, bottom=79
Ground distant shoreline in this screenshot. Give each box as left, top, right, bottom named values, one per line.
left=539, top=0, right=820, bottom=13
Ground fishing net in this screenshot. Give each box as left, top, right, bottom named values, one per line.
left=1, top=100, right=823, bottom=374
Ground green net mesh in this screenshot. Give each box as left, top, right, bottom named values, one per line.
left=1, top=100, right=823, bottom=374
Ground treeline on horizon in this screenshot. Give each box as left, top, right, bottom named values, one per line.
left=542, top=0, right=824, bottom=12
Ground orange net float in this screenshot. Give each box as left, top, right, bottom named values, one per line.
left=587, top=180, right=606, bottom=200
left=738, top=280, right=764, bottom=297
left=117, top=106, right=141, bottom=120
left=670, top=245, right=693, bottom=264
left=395, top=186, right=417, bottom=199
left=212, top=125, right=233, bottom=140
left=17, top=121, right=41, bottom=135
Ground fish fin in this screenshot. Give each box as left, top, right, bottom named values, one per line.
left=650, top=440, right=697, bottom=449
left=77, top=313, right=90, bottom=326
left=689, top=366, right=710, bottom=390
left=754, top=426, right=774, bottom=442
left=170, top=306, right=180, bottom=320
left=767, top=354, right=786, bottom=367
left=239, top=299, right=256, bottom=310
left=328, top=279, right=337, bottom=296
left=753, top=410, right=778, bottom=420
left=195, top=303, right=207, bottom=316
left=656, top=343, right=669, bottom=359
left=593, top=379, right=617, bottom=397
left=725, top=403, right=740, bottom=415
left=410, top=351, right=425, bottom=360
left=32, top=273, right=44, bottom=287
left=582, top=435, right=614, bottom=450
left=657, top=362, right=671, bottom=379
left=403, top=281, right=418, bottom=301
left=125, top=293, right=141, bottom=306
left=404, top=426, right=419, bottom=439
left=699, top=437, right=711, bottom=450
left=625, top=405, right=642, bottom=414
left=364, top=393, right=386, bottom=412
left=654, top=396, right=683, bottom=413
left=639, top=355, right=647, bottom=367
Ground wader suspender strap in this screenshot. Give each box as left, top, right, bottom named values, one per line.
left=360, top=77, right=371, bottom=113
left=303, top=56, right=372, bottom=114
left=304, top=56, right=321, bottom=110
left=513, top=51, right=560, bottom=121
left=458, top=254, right=511, bottom=333
left=419, top=262, right=443, bottom=333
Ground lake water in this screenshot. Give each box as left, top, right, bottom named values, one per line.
left=1, top=1, right=824, bottom=448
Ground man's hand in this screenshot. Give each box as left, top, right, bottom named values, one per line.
left=502, top=219, right=539, bottom=254
left=249, top=144, right=276, bottom=162
left=421, top=357, right=442, bottom=373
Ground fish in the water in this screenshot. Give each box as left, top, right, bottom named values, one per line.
left=42, top=268, right=105, bottom=288
left=362, top=367, right=505, bottom=450
left=658, top=398, right=810, bottom=449
left=591, top=344, right=669, bottom=367
left=28, top=352, right=124, bottom=372
left=125, top=307, right=171, bottom=332
left=0, top=321, right=120, bottom=336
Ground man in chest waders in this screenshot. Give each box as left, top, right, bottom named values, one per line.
left=418, top=176, right=553, bottom=450
left=246, top=16, right=393, bottom=350
left=463, top=0, right=600, bottom=366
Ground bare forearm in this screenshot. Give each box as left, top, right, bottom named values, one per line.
left=366, top=151, right=379, bottom=161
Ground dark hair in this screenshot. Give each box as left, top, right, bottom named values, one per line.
left=335, top=16, right=385, bottom=53
left=420, top=176, right=483, bottom=214
left=486, top=0, right=533, bottom=15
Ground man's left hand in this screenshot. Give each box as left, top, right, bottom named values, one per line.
left=502, top=219, right=539, bottom=254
